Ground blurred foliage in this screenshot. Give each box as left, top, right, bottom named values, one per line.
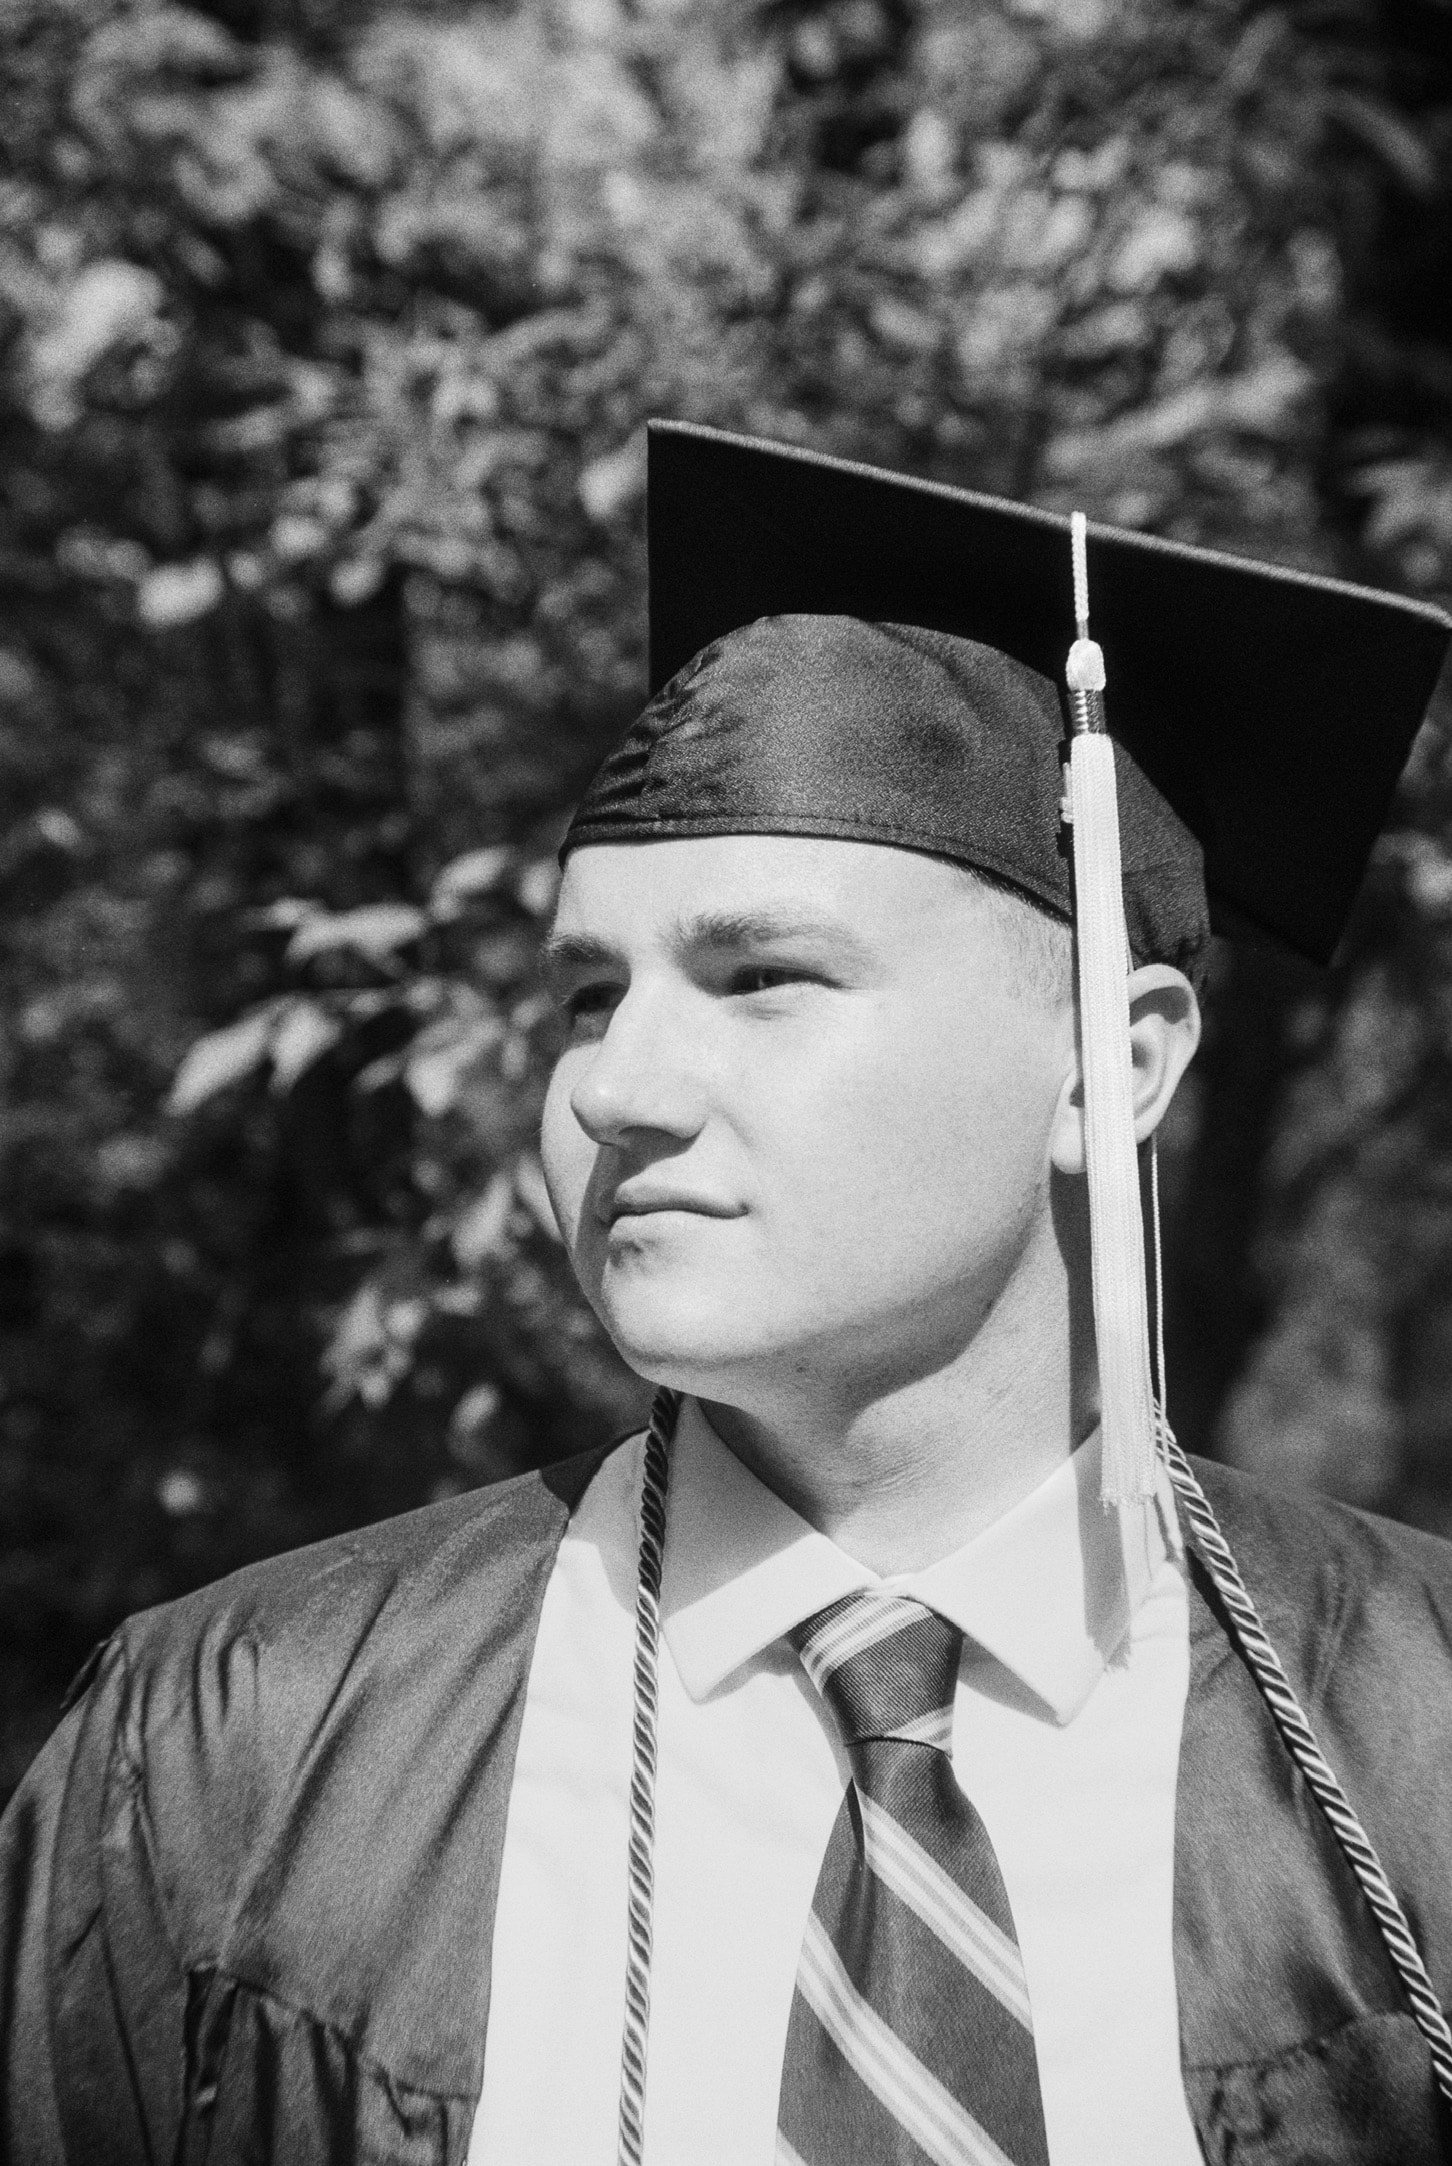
left=2, top=0, right=1451, bottom=1794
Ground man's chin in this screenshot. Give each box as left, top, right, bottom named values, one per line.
left=591, top=1275, right=781, bottom=1396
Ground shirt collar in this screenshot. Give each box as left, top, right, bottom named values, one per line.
left=660, top=1397, right=1181, bottom=1726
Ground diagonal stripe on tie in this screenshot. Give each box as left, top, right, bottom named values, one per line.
left=796, top=1915, right=1019, bottom=2166
left=798, top=1596, right=924, bottom=1691
left=816, top=1795, right=1049, bottom=2159
left=857, top=1794, right=1032, bottom=2028
left=890, top=1705, right=957, bottom=1750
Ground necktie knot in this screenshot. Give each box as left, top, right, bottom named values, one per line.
left=791, top=1593, right=962, bottom=1754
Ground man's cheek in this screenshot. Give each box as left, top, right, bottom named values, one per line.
left=539, top=1084, right=588, bottom=1243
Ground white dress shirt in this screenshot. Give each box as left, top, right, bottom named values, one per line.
left=470, top=1401, right=1203, bottom=2164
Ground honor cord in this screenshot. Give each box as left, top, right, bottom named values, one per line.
left=617, top=1387, right=679, bottom=2166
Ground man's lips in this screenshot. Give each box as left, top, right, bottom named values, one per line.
left=598, top=1190, right=744, bottom=1226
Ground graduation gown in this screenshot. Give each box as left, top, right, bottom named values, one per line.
left=2, top=1448, right=1451, bottom=2165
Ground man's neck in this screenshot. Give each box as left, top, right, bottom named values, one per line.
left=697, top=1234, right=1096, bottom=1576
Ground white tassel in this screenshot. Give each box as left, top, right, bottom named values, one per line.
left=1065, top=515, right=1158, bottom=1510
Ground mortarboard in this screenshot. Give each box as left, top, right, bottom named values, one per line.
left=570, top=419, right=1452, bottom=970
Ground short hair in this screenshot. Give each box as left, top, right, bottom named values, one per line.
left=954, top=864, right=1075, bottom=1009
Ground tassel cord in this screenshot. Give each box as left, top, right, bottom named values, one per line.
left=1066, top=509, right=1155, bottom=1507
left=1147, top=1153, right=1452, bottom=2107
left=1070, top=731, right=1158, bottom=1506
left=617, top=1386, right=680, bottom=2166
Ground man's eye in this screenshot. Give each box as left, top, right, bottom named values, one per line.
left=562, top=982, right=621, bottom=1024
left=728, top=965, right=808, bottom=996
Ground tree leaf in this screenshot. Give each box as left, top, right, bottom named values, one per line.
left=515, top=858, right=560, bottom=918
left=579, top=434, right=646, bottom=523
left=167, top=1003, right=278, bottom=1114
left=269, top=999, right=343, bottom=1091
left=287, top=902, right=426, bottom=964
left=451, top=1172, right=515, bottom=1269
left=430, top=846, right=513, bottom=913
left=137, top=559, right=225, bottom=629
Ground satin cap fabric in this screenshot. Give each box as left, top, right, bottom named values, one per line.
left=564, top=610, right=1210, bottom=980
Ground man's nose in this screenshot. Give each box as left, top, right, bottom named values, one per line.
left=568, top=985, right=707, bottom=1146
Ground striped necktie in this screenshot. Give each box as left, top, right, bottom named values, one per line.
left=777, top=1592, right=1051, bottom=2166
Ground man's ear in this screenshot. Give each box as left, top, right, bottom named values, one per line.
left=1049, top=963, right=1202, bottom=1177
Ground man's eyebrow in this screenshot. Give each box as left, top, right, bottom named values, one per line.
left=539, top=907, right=874, bottom=978
left=672, top=907, right=871, bottom=960
left=538, top=931, right=621, bottom=979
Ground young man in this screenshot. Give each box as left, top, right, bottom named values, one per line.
left=4, top=423, right=1452, bottom=2166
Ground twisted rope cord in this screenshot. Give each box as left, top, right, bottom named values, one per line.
left=1147, top=1147, right=1452, bottom=2105
left=617, top=1386, right=680, bottom=2166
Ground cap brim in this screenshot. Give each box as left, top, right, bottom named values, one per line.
left=646, top=420, right=1452, bottom=966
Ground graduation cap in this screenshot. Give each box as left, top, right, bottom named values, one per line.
left=573, top=419, right=1452, bottom=967
left=562, top=421, right=1452, bottom=1505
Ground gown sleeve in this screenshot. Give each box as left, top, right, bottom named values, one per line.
left=0, top=1640, right=188, bottom=2164
left=0, top=1699, right=82, bottom=2162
